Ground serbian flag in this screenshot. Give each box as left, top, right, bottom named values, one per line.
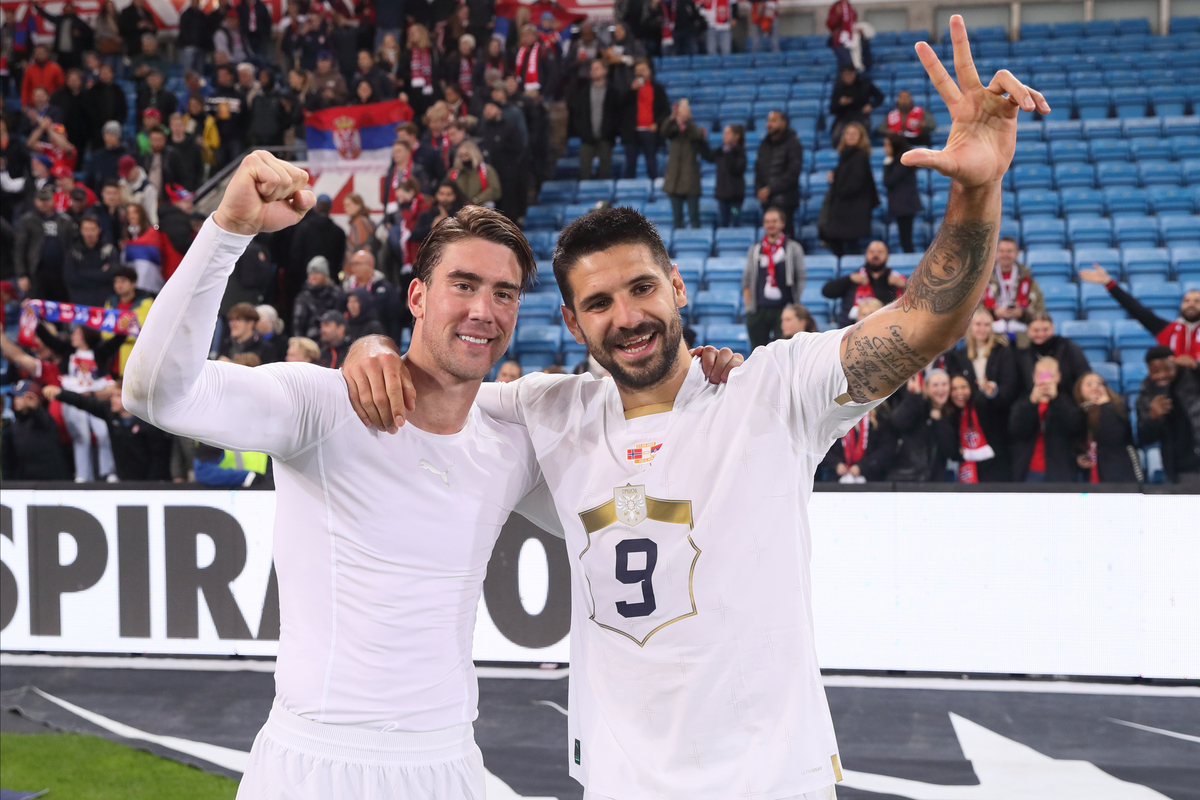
left=125, top=227, right=164, bottom=293
left=304, top=100, right=412, bottom=168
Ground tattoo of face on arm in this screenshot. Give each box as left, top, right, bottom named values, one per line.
left=900, top=220, right=997, bottom=316
left=841, top=322, right=930, bottom=404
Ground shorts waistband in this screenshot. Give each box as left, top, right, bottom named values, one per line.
left=263, top=702, right=476, bottom=765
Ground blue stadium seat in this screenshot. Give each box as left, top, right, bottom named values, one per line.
left=1131, top=280, right=1184, bottom=313
left=1092, top=362, right=1121, bottom=387
left=1123, top=117, right=1163, bottom=139
left=1060, top=319, right=1113, bottom=350
left=1022, top=218, right=1067, bottom=248
left=615, top=178, right=653, bottom=203
left=799, top=285, right=831, bottom=321
left=516, top=325, right=562, bottom=358
left=1121, top=362, right=1148, bottom=393
left=1151, top=86, right=1190, bottom=118
left=1097, top=162, right=1140, bottom=187
left=563, top=203, right=597, bottom=224
left=1115, top=216, right=1162, bottom=246
left=1088, top=139, right=1131, bottom=162
left=705, top=323, right=750, bottom=355
left=1061, top=188, right=1106, bottom=215
left=1084, top=19, right=1118, bottom=37
left=1122, top=247, right=1172, bottom=279
left=1012, top=141, right=1050, bottom=165
left=1054, top=163, right=1096, bottom=189
left=518, top=293, right=564, bottom=325
left=1128, top=137, right=1173, bottom=163
left=575, top=180, right=615, bottom=203
left=1067, top=216, right=1114, bottom=246
left=1021, top=23, right=1053, bottom=39
left=1161, top=216, right=1200, bottom=247
left=671, top=229, right=715, bottom=257
left=1104, top=188, right=1151, bottom=215
left=1112, top=87, right=1149, bottom=118
left=1068, top=70, right=1106, bottom=92
left=804, top=254, right=839, bottom=281
left=525, top=231, right=554, bottom=260
left=1044, top=120, right=1083, bottom=140
left=1016, top=122, right=1045, bottom=142
left=704, top=257, right=745, bottom=289
left=1075, top=247, right=1122, bottom=274
left=1163, top=115, right=1200, bottom=137
left=525, top=205, right=564, bottom=230
left=1040, top=90, right=1076, bottom=121
left=1171, top=17, right=1200, bottom=34
left=1016, top=189, right=1060, bottom=217
left=1082, top=119, right=1124, bottom=140
left=1185, top=159, right=1200, bottom=185
left=1104, top=70, right=1143, bottom=88
left=1075, top=88, right=1112, bottom=120
left=1050, top=140, right=1090, bottom=163
left=1040, top=283, right=1080, bottom=317
left=538, top=180, right=576, bottom=204
left=1052, top=21, right=1085, bottom=38
left=1118, top=18, right=1152, bottom=36
left=1082, top=282, right=1127, bottom=321
left=1171, top=136, right=1200, bottom=160
left=1142, top=162, right=1185, bottom=188
left=555, top=157, right=580, bottom=180
left=714, top=227, right=757, bottom=255
left=1026, top=249, right=1074, bottom=279
left=1113, top=318, right=1157, bottom=351
left=1153, top=187, right=1197, bottom=215
left=1171, top=246, right=1200, bottom=279
left=642, top=198, right=675, bottom=226
left=694, top=290, right=740, bottom=325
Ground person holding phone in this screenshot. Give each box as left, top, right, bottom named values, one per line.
left=1009, top=355, right=1084, bottom=482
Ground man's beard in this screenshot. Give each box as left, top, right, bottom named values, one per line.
left=867, top=261, right=888, bottom=275
left=586, top=310, right=684, bottom=391
left=1182, top=308, right=1200, bottom=323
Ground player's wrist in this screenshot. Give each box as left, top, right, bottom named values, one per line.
left=212, top=208, right=259, bottom=237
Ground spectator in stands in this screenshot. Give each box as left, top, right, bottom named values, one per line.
left=21, top=87, right=61, bottom=143
left=780, top=303, right=820, bottom=337
left=826, top=0, right=857, bottom=67
left=118, top=156, right=156, bottom=225
left=312, top=50, right=349, bottom=105
left=886, top=371, right=958, bottom=482
left=87, top=122, right=127, bottom=193
left=292, top=193, right=347, bottom=283
left=2, top=379, right=70, bottom=481
left=158, top=184, right=196, bottom=265
left=92, top=1, right=123, bottom=69
left=413, top=180, right=465, bottom=246
left=1009, top=355, right=1084, bottom=482
left=253, top=304, right=288, bottom=364
left=984, top=236, right=1043, bottom=344
left=445, top=35, right=477, bottom=102
left=51, top=165, right=94, bottom=213
left=881, top=134, right=922, bottom=254
left=1137, top=346, right=1200, bottom=486
left=63, top=213, right=119, bottom=307
left=402, top=25, right=441, bottom=119
left=208, top=66, right=247, bottom=168
left=1015, top=311, right=1089, bottom=398
left=819, top=405, right=889, bottom=483
left=944, top=373, right=1000, bottom=483
left=318, top=309, right=351, bottom=368
left=32, top=3, right=92, bottom=72
left=136, top=69, right=177, bottom=125
left=213, top=10, right=248, bottom=65
left=343, top=193, right=378, bottom=262
left=49, top=69, right=89, bottom=156
left=754, top=110, right=804, bottom=239
left=496, top=360, right=522, bottom=383
left=474, top=39, right=509, bottom=94
left=286, top=336, right=321, bottom=364
left=742, top=206, right=805, bottom=349
left=1074, top=372, right=1141, bottom=484
left=749, top=0, right=781, bottom=54
left=398, top=121, right=443, bottom=188
left=514, top=24, right=556, bottom=95
left=131, top=33, right=169, bottom=82
left=820, top=121, right=878, bottom=257
left=876, top=89, right=935, bottom=146
left=565, top=20, right=602, bottom=91
left=91, top=180, right=125, bottom=245
left=353, top=76, right=381, bottom=106
left=1080, top=265, right=1200, bottom=363
left=821, top=239, right=903, bottom=327
left=960, top=308, right=1018, bottom=479
left=219, top=302, right=277, bottom=364
left=293, top=256, right=344, bottom=340
left=345, top=288, right=388, bottom=342
left=703, top=124, right=746, bottom=228
left=604, top=22, right=645, bottom=88
left=699, top=0, right=733, bottom=56
left=828, top=65, right=882, bottom=148
left=118, top=0, right=157, bottom=56
left=450, top=141, right=501, bottom=208
left=177, top=0, right=210, bottom=75
left=103, top=265, right=153, bottom=376
left=185, top=94, right=221, bottom=170
left=620, top=60, right=668, bottom=182
left=670, top=0, right=704, bottom=57
left=342, top=248, right=400, bottom=340
left=246, top=71, right=287, bottom=148
left=21, top=45, right=65, bottom=109
left=571, top=59, right=622, bottom=181
left=237, top=0, right=272, bottom=58
left=14, top=186, right=76, bottom=301
left=475, top=97, right=523, bottom=221
left=141, top=126, right=175, bottom=196
left=166, top=114, right=205, bottom=191
left=135, top=108, right=163, bottom=155
left=660, top=98, right=708, bottom=229
left=282, top=69, right=317, bottom=146
left=84, top=64, right=127, bottom=151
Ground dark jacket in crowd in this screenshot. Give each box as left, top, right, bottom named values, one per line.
left=218, top=237, right=274, bottom=314
left=2, top=404, right=71, bottom=480
left=87, top=144, right=130, bottom=193
left=1083, top=402, right=1142, bottom=483
left=50, top=84, right=91, bottom=155
left=177, top=4, right=211, bottom=50
left=35, top=5, right=94, bottom=68
left=219, top=332, right=278, bottom=364
left=829, top=74, right=884, bottom=130
left=345, top=287, right=388, bottom=342
left=237, top=0, right=273, bottom=55
left=822, top=266, right=903, bottom=328
left=619, top=77, right=670, bottom=141
left=13, top=208, right=79, bottom=281
left=292, top=211, right=348, bottom=283
left=1014, top=335, right=1091, bottom=397
left=569, top=82, right=623, bottom=145
left=660, top=117, right=709, bottom=198
left=475, top=114, right=524, bottom=219
left=293, top=281, right=345, bottom=340
left=704, top=142, right=747, bottom=204
left=951, top=343, right=1019, bottom=482
left=1009, top=392, right=1085, bottom=482
left=883, top=158, right=922, bottom=219
left=63, top=238, right=121, bottom=307
left=1136, top=365, right=1200, bottom=483
left=822, top=147, right=878, bottom=241
left=56, top=389, right=174, bottom=480
left=883, top=390, right=958, bottom=482
left=117, top=2, right=156, bottom=55
left=136, top=85, right=179, bottom=125
left=247, top=82, right=289, bottom=147
left=165, top=135, right=205, bottom=191
left=84, top=80, right=129, bottom=149
left=754, top=127, right=804, bottom=210
left=818, top=413, right=893, bottom=482
left=157, top=202, right=195, bottom=258
left=320, top=335, right=352, bottom=369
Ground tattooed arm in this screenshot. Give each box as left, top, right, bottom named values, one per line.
left=839, top=16, right=1049, bottom=402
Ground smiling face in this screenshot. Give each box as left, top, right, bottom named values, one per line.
left=762, top=209, right=784, bottom=240
left=996, top=238, right=1019, bottom=271
left=926, top=372, right=951, bottom=406
left=1181, top=290, right=1200, bottom=323
left=1028, top=318, right=1054, bottom=346
left=1079, top=373, right=1108, bottom=405
left=950, top=375, right=972, bottom=409
left=780, top=306, right=803, bottom=338
left=561, top=243, right=687, bottom=391
left=409, top=239, right=523, bottom=382
left=970, top=309, right=993, bottom=344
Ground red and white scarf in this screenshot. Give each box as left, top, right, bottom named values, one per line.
left=661, top=0, right=674, bottom=45
left=702, top=0, right=731, bottom=27
left=842, top=417, right=868, bottom=466
left=385, top=159, right=412, bottom=211
left=438, top=131, right=451, bottom=167
left=517, top=43, right=541, bottom=90
left=852, top=267, right=902, bottom=312
left=458, top=55, right=474, bottom=96
left=450, top=162, right=488, bottom=190
left=957, top=404, right=995, bottom=483
left=886, top=106, right=925, bottom=137
left=410, top=48, right=432, bottom=88
left=984, top=268, right=1032, bottom=311
left=1156, top=319, right=1200, bottom=359
left=760, top=234, right=785, bottom=301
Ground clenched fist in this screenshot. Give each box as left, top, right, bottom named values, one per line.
left=212, top=150, right=315, bottom=236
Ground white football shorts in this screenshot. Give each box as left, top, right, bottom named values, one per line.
left=235, top=701, right=485, bottom=800
left=583, top=787, right=836, bottom=800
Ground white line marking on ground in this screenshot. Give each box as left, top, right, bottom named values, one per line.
left=822, top=675, right=1200, bottom=697
left=534, top=700, right=569, bottom=716
left=1104, top=717, right=1200, bottom=743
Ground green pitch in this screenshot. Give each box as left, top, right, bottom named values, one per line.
left=0, top=733, right=237, bottom=800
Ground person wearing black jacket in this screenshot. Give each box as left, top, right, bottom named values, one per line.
left=571, top=59, right=623, bottom=180
left=821, top=240, right=903, bottom=327
left=829, top=65, right=884, bottom=147
left=413, top=181, right=465, bottom=245
left=672, top=0, right=705, bottom=56
left=292, top=195, right=348, bottom=280
left=475, top=102, right=524, bottom=221
left=753, top=110, right=804, bottom=237
left=949, top=308, right=1020, bottom=480
left=83, top=65, right=128, bottom=151
left=821, top=122, right=878, bottom=257
left=63, top=214, right=121, bottom=306
left=882, top=134, right=922, bottom=253
left=237, top=0, right=273, bottom=58
left=703, top=124, right=747, bottom=228
left=620, top=60, right=670, bottom=181
left=1014, top=311, right=1091, bottom=398
left=818, top=407, right=892, bottom=482
left=945, top=374, right=1007, bottom=482
left=135, top=70, right=178, bottom=125
left=49, top=70, right=90, bottom=156
left=165, top=114, right=205, bottom=191
left=885, top=371, right=959, bottom=482
left=45, top=381, right=174, bottom=481
left=1009, top=355, right=1085, bottom=482
left=117, top=0, right=157, bottom=57
left=293, top=256, right=345, bottom=340
left=34, top=2, right=94, bottom=71
left=1074, top=372, right=1141, bottom=483
left=1137, top=346, right=1200, bottom=486
left=177, top=0, right=211, bottom=75
left=2, top=380, right=70, bottom=481
left=1079, top=264, right=1200, bottom=362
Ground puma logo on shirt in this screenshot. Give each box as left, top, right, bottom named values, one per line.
left=419, top=459, right=454, bottom=486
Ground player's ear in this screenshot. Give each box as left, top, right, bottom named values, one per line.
left=561, top=303, right=585, bottom=345
left=408, top=278, right=427, bottom=321
left=670, top=264, right=687, bottom=310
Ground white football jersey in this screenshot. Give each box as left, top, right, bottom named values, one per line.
left=479, top=328, right=883, bottom=799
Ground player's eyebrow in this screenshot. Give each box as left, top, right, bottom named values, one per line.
left=444, top=270, right=520, bottom=292
left=578, top=273, right=662, bottom=309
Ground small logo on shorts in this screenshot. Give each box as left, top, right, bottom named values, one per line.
left=574, top=739, right=581, bottom=765
left=626, top=442, right=662, bottom=464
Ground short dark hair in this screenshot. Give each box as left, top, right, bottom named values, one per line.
left=396, top=121, right=419, bottom=138
left=79, top=212, right=101, bottom=227
left=227, top=302, right=260, bottom=322
left=1145, top=345, right=1174, bottom=364
left=998, top=235, right=1019, bottom=246
left=102, top=179, right=121, bottom=191
left=553, top=207, right=672, bottom=308
left=113, top=265, right=138, bottom=283
left=763, top=206, right=787, bottom=222
left=1028, top=310, right=1054, bottom=325
left=411, top=205, right=536, bottom=292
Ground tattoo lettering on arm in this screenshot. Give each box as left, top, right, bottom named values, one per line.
left=899, top=220, right=996, bottom=316
left=841, top=322, right=930, bottom=404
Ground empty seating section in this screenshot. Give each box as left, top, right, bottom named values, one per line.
left=509, top=19, right=1200, bottom=364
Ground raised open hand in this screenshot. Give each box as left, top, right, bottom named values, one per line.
left=212, top=150, right=315, bottom=236
left=1078, top=264, right=1113, bottom=285
left=901, top=15, right=1049, bottom=188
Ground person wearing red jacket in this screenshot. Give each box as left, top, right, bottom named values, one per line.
left=20, top=44, right=65, bottom=108
left=51, top=164, right=96, bottom=212
left=826, top=0, right=857, bottom=65
left=1079, top=264, right=1200, bottom=366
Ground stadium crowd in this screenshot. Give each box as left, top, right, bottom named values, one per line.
left=0, top=0, right=1197, bottom=487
